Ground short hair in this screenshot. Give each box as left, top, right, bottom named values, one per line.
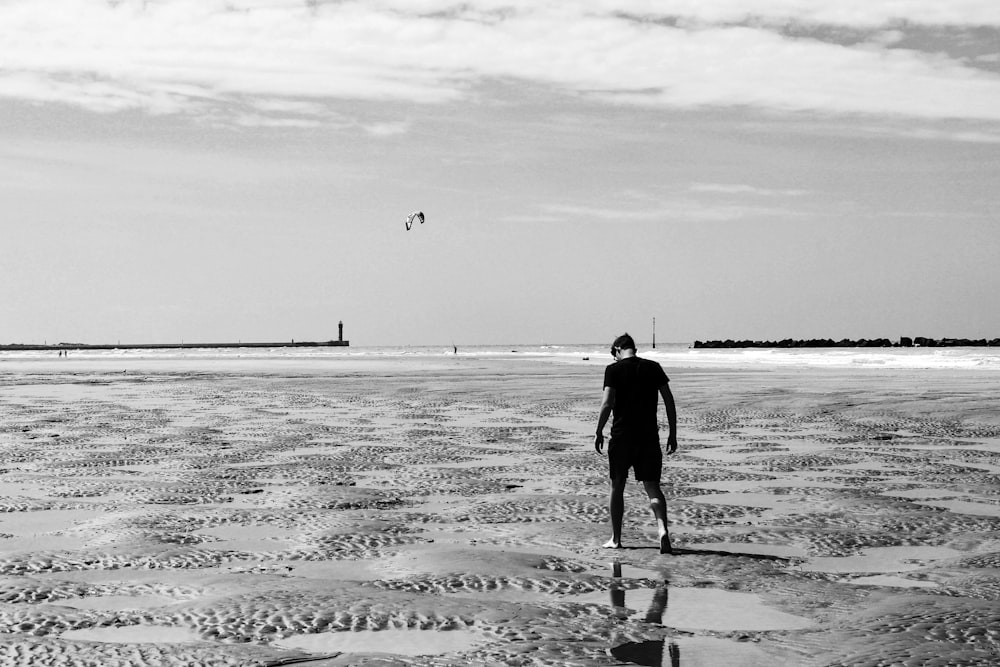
left=612, top=333, right=636, bottom=351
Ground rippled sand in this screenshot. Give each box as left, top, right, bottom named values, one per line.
left=1, top=355, right=998, bottom=666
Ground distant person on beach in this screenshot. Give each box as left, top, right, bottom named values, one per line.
left=594, top=333, right=678, bottom=554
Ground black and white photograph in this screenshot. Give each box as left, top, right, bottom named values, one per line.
left=2, top=2, right=999, bottom=665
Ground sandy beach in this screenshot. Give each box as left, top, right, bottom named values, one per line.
left=1, top=353, right=999, bottom=666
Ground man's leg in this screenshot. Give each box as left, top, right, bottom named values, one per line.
left=642, top=480, right=672, bottom=554
left=604, top=475, right=627, bottom=548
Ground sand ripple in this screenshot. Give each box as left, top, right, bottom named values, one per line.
left=2, top=363, right=999, bottom=665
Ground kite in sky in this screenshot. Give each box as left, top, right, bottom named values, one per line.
left=405, top=211, right=424, bottom=230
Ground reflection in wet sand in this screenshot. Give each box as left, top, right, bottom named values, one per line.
left=608, top=560, right=669, bottom=624
left=608, top=561, right=676, bottom=665
left=610, top=639, right=680, bottom=667
left=606, top=559, right=811, bottom=665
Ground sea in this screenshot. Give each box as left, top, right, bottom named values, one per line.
left=3, top=343, right=1000, bottom=371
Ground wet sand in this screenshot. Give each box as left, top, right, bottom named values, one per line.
left=1, top=355, right=999, bottom=666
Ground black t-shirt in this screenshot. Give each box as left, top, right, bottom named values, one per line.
left=603, top=356, right=669, bottom=443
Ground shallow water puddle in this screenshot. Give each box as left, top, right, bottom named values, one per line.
left=0, top=481, right=54, bottom=498
left=278, top=445, right=345, bottom=457
left=196, top=524, right=301, bottom=551
left=0, top=507, right=102, bottom=551
left=566, top=585, right=813, bottom=632
left=0, top=507, right=104, bottom=535
left=917, top=499, right=1000, bottom=516
left=846, top=574, right=938, bottom=588
left=685, top=491, right=798, bottom=509
left=60, top=625, right=202, bottom=643
left=276, top=627, right=486, bottom=656
left=800, top=545, right=964, bottom=573
left=0, top=533, right=89, bottom=552
left=113, top=463, right=169, bottom=473
left=663, top=588, right=813, bottom=632
left=830, top=460, right=909, bottom=473
left=692, top=478, right=841, bottom=493
left=588, top=562, right=665, bottom=580
left=430, top=452, right=520, bottom=469
left=883, top=487, right=965, bottom=500
left=57, top=594, right=181, bottom=611
left=610, top=635, right=779, bottom=667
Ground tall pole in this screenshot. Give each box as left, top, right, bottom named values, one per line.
left=652, top=317, right=656, bottom=349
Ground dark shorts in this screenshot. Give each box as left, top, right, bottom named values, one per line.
left=608, top=438, right=662, bottom=482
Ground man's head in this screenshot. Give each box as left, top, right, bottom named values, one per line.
left=610, top=333, right=636, bottom=359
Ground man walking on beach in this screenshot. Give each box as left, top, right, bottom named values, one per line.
left=594, top=333, right=677, bottom=554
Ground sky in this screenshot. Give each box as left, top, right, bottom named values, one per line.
left=2, top=0, right=999, bottom=347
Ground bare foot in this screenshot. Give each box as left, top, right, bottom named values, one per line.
left=603, top=538, right=623, bottom=549
left=659, top=532, right=673, bottom=555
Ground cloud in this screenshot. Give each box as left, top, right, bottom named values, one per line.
left=690, top=183, right=811, bottom=197
left=610, top=0, right=1000, bottom=28
left=1, top=1, right=999, bottom=123
left=533, top=199, right=798, bottom=224
left=360, top=120, right=411, bottom=136
left=233, top=113, right=324, bottom=128
left=860, top=125, right=1000, bottom=144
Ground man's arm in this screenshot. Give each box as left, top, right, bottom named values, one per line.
left=660, top=383, right=678, bottom=454
left=595, top=386, right=615, bottom=453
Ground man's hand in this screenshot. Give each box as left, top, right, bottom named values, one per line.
left=594, top=432, right=605, bottom=454
left=665, top=434, right=678, bottom=455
